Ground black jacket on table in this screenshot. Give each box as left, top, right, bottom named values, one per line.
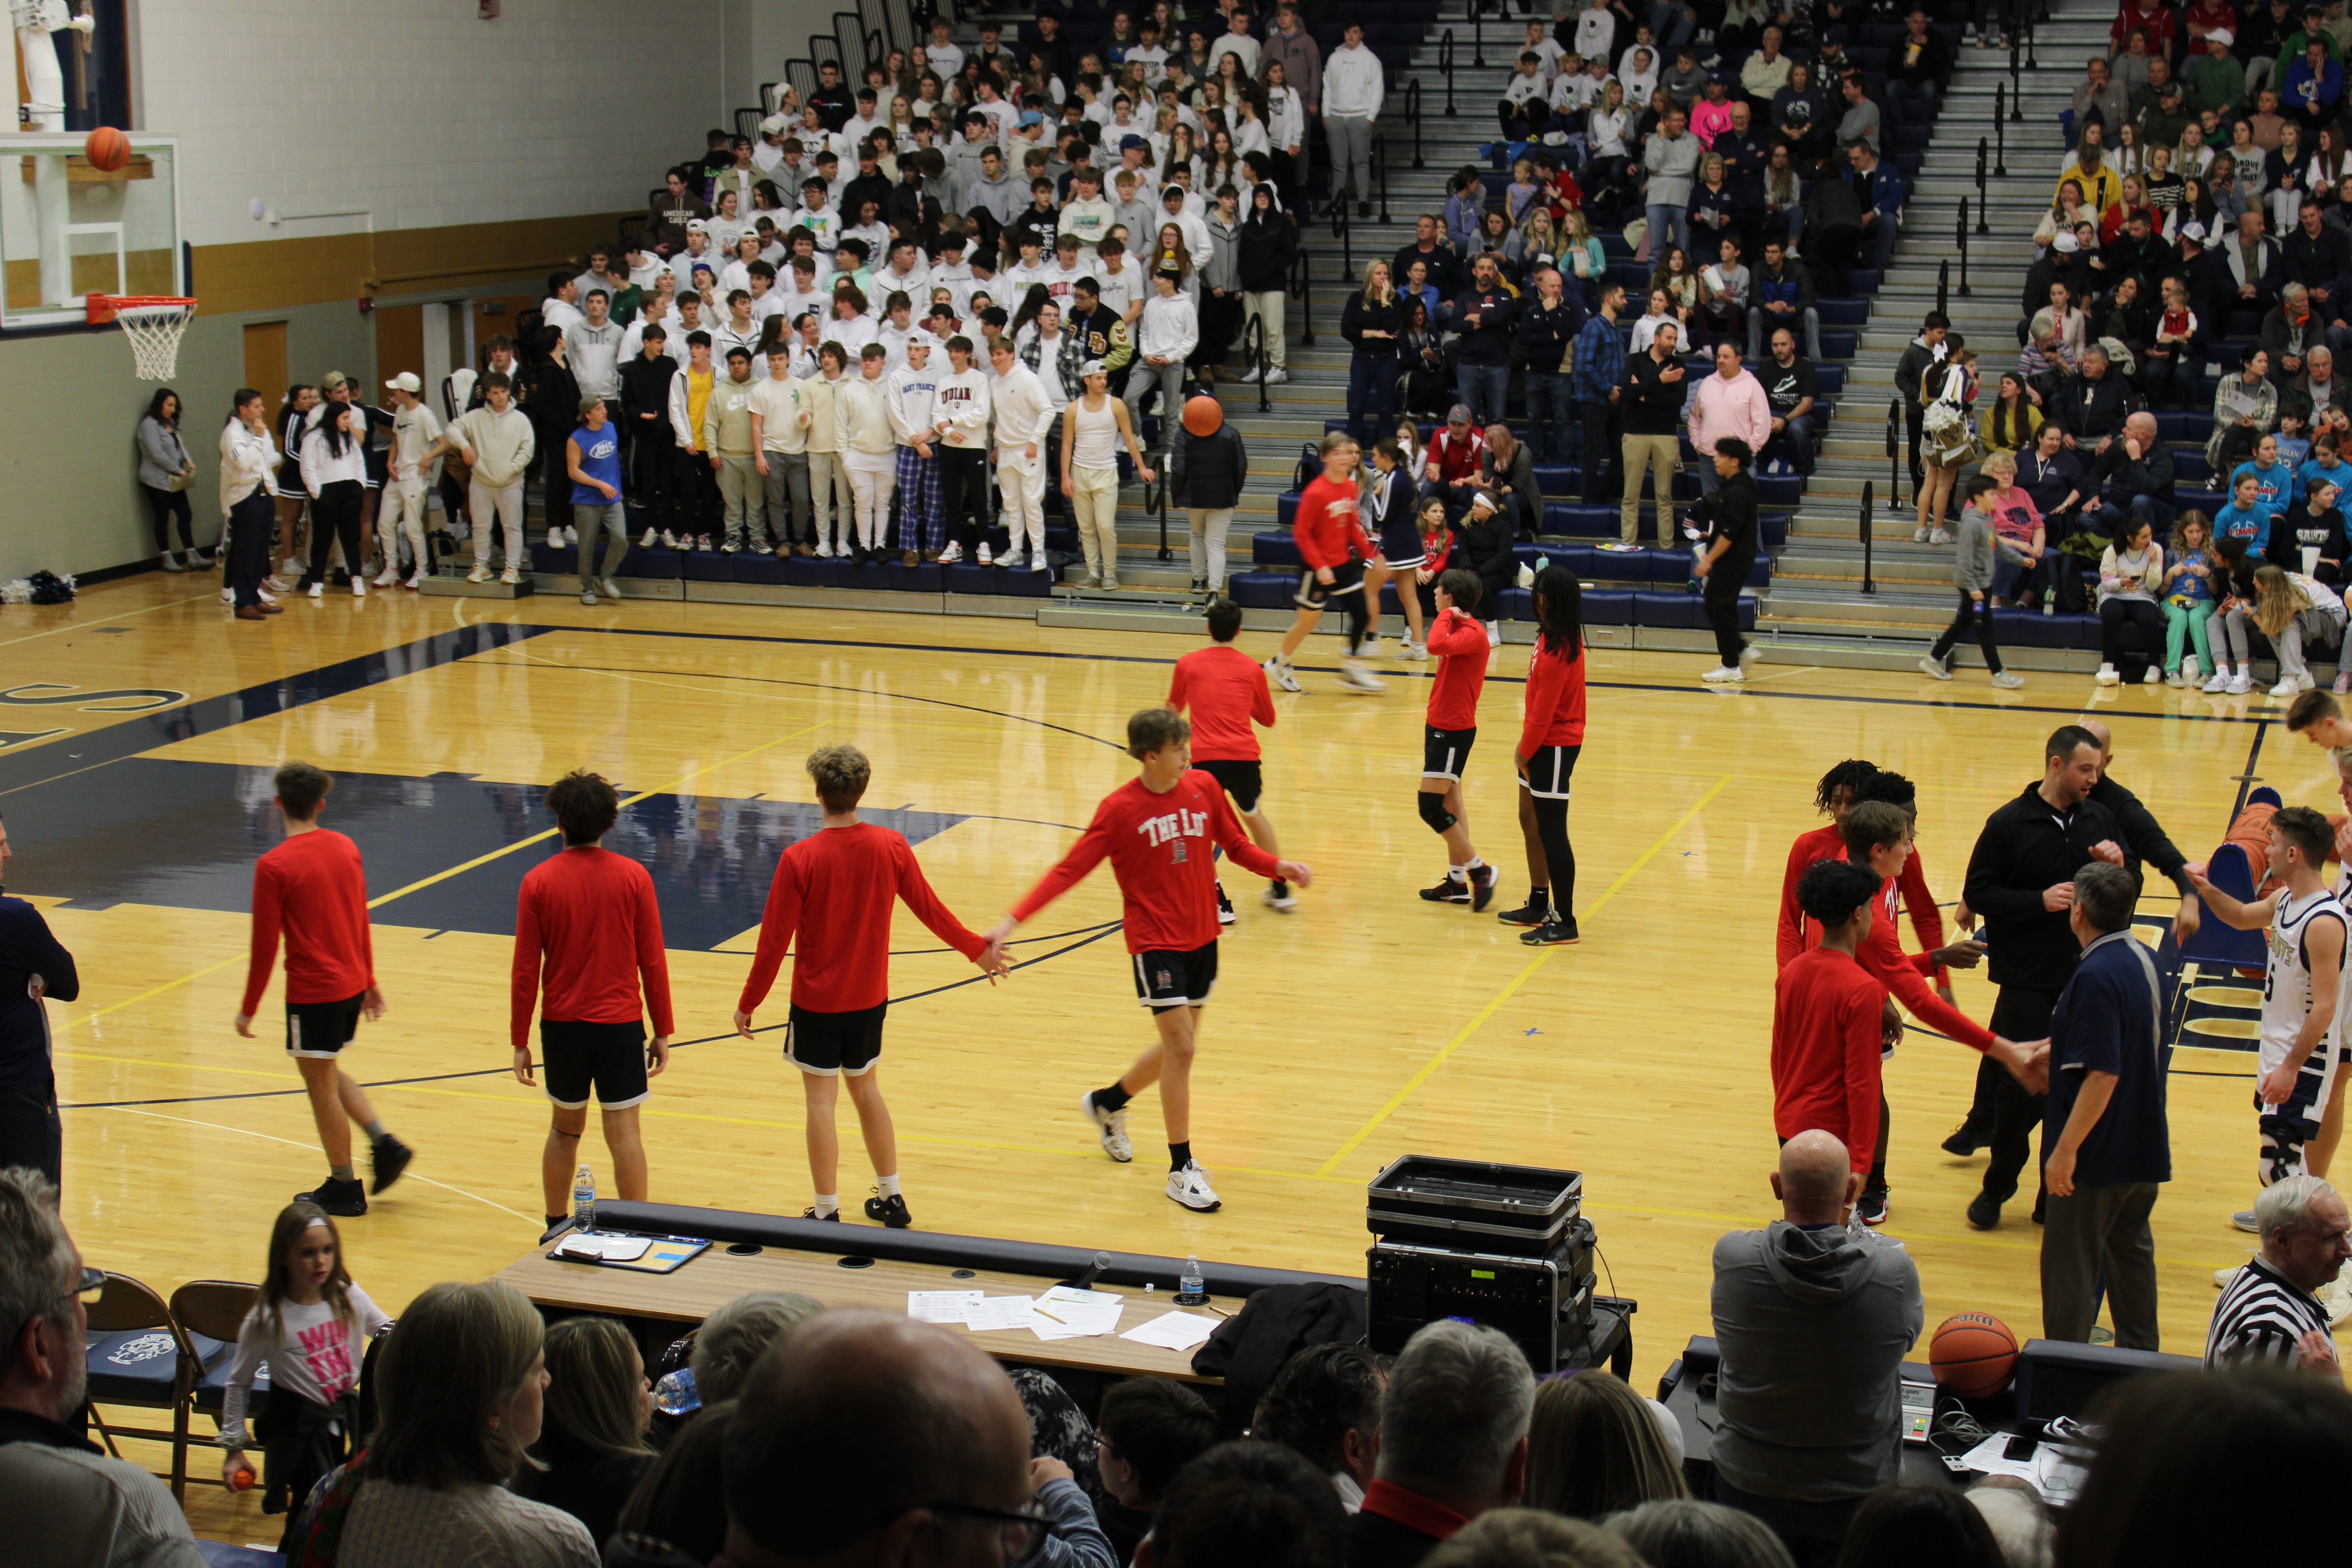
left=2092, top=435, right=2175, bottom=500
left=1455, top=507, right=1519, bottom=600
left=1962, top=784, right=2140, bottom=995
left=1168, top=424, right=1250, bottom=509
left=1623, top=350, right=1690, bottom=434
left=1342, top=292, right=1405, bottom=356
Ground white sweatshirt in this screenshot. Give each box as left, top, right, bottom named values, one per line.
left=299, top=423, right=368, bottom=493
left=1136, top=291, right=1200, bottom=361
left=563, top=319, right=623, bottom=399
left=935, top=365, right=993, bottom=448
left=838, top=374, right=897, bottom=455
left=990, top=363, right=1056, bottom=457
left=448, top=405, right=536, bottom=487
left=219, top=420, right=280, bottom=512
left=747, top=372, right=811, bottom=455
left=889, top=363, right=942, bottom=444
left=388, top=402, right=443, bottom=482
left=220, top=1286, right=392, bottom=1449
left=1324, top=42, right=1387, bottom=119
left=802, top=372, right=846, bottom=454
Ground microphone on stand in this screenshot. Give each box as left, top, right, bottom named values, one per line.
left=1060, top=1249, right=1114, bottom=1292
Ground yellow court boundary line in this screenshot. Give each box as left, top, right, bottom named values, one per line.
left=1315, top=773, right=1737, bottom=1176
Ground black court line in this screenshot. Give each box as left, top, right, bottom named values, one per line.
left=0, top=622, right=553, bottom=796
left=561, top=624, right=2275, bottom=725
left=2231, top=720, right=2270, bottom=820
left=60, top=920, right=1126, bottom=1112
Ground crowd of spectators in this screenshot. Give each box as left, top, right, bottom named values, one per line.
left=5, top=1140, right=2348, bottom=1568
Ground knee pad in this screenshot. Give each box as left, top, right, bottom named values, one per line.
left=2259, top=1118, right=2310, bottom=1188
left=1417, top=791, right=1457, bottom=835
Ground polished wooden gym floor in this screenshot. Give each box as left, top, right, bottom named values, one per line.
left=3, top=576, right=2319, bottom=1535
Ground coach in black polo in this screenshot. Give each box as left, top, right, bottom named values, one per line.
left=2041, top=860, right=2171, bottom=1350
left=1959, top=724, right=2140, bottom=1232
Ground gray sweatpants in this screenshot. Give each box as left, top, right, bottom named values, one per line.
left=572, top=501, right=629, bottom=588
left=1326, top=114, right=1374, bottom=203
left=2039, top=1180, right=2160, bottom=1350
left=762, top=450, right=812, bottom=545
left=716, top=452, right=765, bottom=546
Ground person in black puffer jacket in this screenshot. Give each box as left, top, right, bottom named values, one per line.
left=1236, top=186, right=1298, bottom=383
left=1169, top=398, right=1251, bottom=595
left=1455, top=488, right=1519, bottom=635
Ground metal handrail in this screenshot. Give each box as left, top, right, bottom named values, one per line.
left=1994, top=84, right=2008, bottom=172
left=1290, top=246, right=1314, bottom=345
left=1956, top=199, right=1971, bottom=297
left=1152, top=465, right=1171, bottom=560
left=1936, top=258, right=1949, bottom=317
left=1860, top=479, right=1877, bottom=595
left=1440, top=30, right=1457, bottom=118
left=1975, top=140, right=1989, bottom=233
left=1243, top=312, right=1271, bottom=413
left=1372, top=134, right=1392, bottom=224
left=1331, top=194, right=1354, bottom=284
left=1406, top=79, right=1425, bottom=169
left=1470, top=0, right=1486, bottom=68
left=1884, top=397, right=1900, bottom=511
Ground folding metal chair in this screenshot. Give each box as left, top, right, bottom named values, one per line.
left=169, top=1280, right=263, bottom=1491
left=82, top=1272, right=195, bottom=1500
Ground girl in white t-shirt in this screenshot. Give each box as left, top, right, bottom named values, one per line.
left=220, top=1203, right=392, bottom=1524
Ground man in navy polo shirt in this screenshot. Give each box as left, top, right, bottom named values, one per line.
left=2040, top=859, right=2171, bottom=1349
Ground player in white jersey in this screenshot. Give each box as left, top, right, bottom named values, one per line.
left=2190, top=806, right=2350, bottom=1198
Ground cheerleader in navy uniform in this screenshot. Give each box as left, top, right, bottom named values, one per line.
left=1361, top=436, right=1428, bottom=660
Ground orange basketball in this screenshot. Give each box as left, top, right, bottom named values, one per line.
left=1182, top=394, right=1224, bottom=438
left=1930, top=1312, right=2020, bottom=1401
left=84, top=126, right=130, bottom=173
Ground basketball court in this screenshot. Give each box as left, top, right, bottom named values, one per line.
left=5, top=574, right=2312, bottom=1537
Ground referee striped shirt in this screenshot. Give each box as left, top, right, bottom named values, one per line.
left=2206, top=1255, right=2334, bottom=1369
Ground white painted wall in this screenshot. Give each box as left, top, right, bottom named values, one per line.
left=135, top=0, right=735, bottom=247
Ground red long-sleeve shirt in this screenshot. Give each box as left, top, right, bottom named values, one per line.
left=1519, top=636, right=1588, bottom=759
left=1776, top=826, right=1949, bottom=977
left=1771, top=946, right=1887, bottom=1174
left=1292, top=473, right=1372, bottom=571
left=737, top=822, right=987, bottom=1014
left=1800, top=873, right=1994, bottom=1051
left=1168, top=645, right=1275, bottom=762
left=1425, top=610, right=1490, bottom=730
left=510, top=846, right=676, bottom=1048
left=1011, top=769, right=1283, bottom=953
left=243, top=829, right=375, bottom=1014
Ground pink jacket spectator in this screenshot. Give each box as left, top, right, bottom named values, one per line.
left=1689, top=368, right=1770, bottom=457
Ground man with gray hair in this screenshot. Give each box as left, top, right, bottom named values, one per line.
left=2039, top=860, right=2171, bottom=1348
left=690, top=1287, right=824, bottom=1406
left=2208, top=1174, right=2348, bottom=1372
left=1347, top=1319, right=1534, bottom=1567
left=0, top=1167, right=206, bottom=1565
left=1709, top=1129, right=1923, bottom=1563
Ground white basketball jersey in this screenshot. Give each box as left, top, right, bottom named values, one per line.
left=2263, top=887, right=2349, bottom=1071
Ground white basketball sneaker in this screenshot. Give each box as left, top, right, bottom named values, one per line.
left=1166, top=1160, right=1223, bottom=1211
left=1079, top=1091, right=1132, bottom=1163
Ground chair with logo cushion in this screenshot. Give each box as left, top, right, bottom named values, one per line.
left=83, top=1271, right=215, bottom=1501
left=169, top=1280, right=265, bottom=1494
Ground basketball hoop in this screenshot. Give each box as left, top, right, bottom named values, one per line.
left=87, top=294, right=198, bottom=380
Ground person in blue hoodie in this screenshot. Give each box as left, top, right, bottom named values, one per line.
left=0, top=815, right=79, bottom=1186
left=2298, top=431, right=2352, bottom=503
left=2214, top=469, right=2278, bottom=555
left=2232, top=432, right=2300, bottom=519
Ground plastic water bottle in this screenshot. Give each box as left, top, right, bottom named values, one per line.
left=652, top=1367, right=700, bottom=1417
left=572, top=1165, right=596, bottom=1232
left=1178, top=1253, right=1205, bottom=1303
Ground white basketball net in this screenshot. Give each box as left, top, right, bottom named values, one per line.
left=116, top=301, right=195, bottom=380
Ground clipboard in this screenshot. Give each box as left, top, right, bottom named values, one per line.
left=550, top=1232, right=711, bottom=1274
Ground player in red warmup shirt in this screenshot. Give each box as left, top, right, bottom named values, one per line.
left=1265, top=432, right=1382, bottom=694
left=983, top=707, right=1313, bottom=1212
left=510, top=771, right=675, bottom=1231
left=1774, top=858, right=1894, bottom=1179
left=1415, top=568, right=1497, bottom=910
left=734, top=746, right=1007, bottom=1228
left=1506, top=564, right=1589, bottom=946
left=1168, top=597, right=1294, bottom=921
left=237, top=762, right=408, bottom=1219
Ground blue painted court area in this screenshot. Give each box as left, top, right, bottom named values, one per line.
left=12, top=757, right=965, bottom=950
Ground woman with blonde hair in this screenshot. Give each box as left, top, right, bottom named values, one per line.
left=1523, top=1371, right=1688, bottom=1522
left=1341, top=258, right=1403, bottom=443
left=296, top=1280, right=596, bottom=1567
left=1980, top=448, right=2047, bottom=608
left=517, top=1315, right=656, bottom=1551
left=2252, top=562, right=2349, bottom=698
left=2161, top=511, right=2218, bottom=687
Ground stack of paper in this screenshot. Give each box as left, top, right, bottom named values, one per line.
left=1027, top=1285, right=1125, bottom=1340
left=907, top=1290, right=984, bottom=1323
left=1119, top=1310, right=1220, bottom=1352
left=964, top=1295, right=1041, bottom=1332
left=552, top=1232, right=652, bottom=1262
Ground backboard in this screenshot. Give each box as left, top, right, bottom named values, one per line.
left=0, top=131, right=181, bottom=329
